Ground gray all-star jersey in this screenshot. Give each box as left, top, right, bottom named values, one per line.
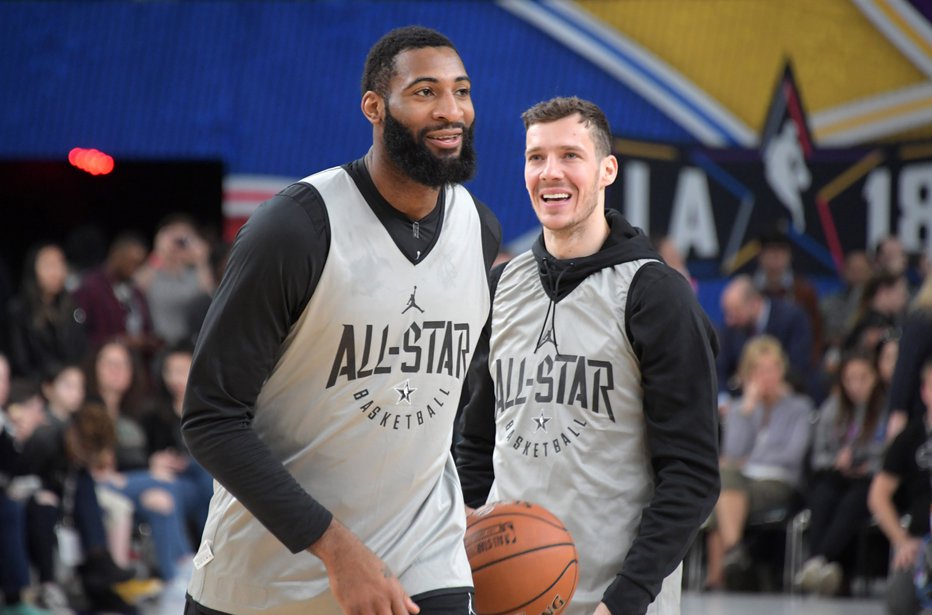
left=187, top=165, right=490, bottom=614
left=486, top=251, right=681, bottom=615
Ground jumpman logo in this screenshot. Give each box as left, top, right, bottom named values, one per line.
left=535, top=301, right=558, bottom=353
left=402, top=285, right=425, bottom=314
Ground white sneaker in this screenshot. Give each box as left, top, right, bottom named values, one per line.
left=817, top=561, right=843, bottom=595
left=37, top=582, right=75, bottom=615
left=794, top=555, right=827, bottom=592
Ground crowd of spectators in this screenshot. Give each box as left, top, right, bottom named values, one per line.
left=699, top=229, right=932, bottom=615
left=0, top=214, right=225, bottom=614
left=3, top=216, right=932, bottom=614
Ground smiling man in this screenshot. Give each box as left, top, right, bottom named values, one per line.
left=456, top=97, right=719, bottom=615
left=182, top=26, right=500, bottom=615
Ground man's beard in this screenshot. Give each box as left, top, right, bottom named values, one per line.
left=383, top=105, right=476, bottom=188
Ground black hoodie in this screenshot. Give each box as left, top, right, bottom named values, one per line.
left=456, top=208, right=720, bottom=615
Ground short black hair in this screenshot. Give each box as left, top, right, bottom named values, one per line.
left=361, top=25, right=458, bottom=96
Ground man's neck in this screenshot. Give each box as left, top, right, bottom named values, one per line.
left=543, top=211, right=610, bottom=260
left=365, top=148, right=441, bottom=221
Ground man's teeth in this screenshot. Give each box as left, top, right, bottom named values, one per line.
left=542, top=193, right=570, bottom=201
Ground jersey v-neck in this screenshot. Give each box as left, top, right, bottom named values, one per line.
left=344, top=158, right=445, bottom=265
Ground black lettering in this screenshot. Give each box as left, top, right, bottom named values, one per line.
left=494, top=359, right=506, bottom=414
left=554, top=354, right=577, bottom=404
left=353, top=389, right=369, bottom=401
left=455, top=323, right=470, bottom=378
left=514, top=358, right=528, bottom=406
left=535, top=356, right=553, bottom=403
left=568, top=356, right=588, bottom=409
left=504, top=357, right=515, bottom=409
left=326, top=325, right=356, bottom=387
left=589, top=359, right=615, bottom=422
left=356, top=325, right=375, bottom=378
left=401, top=323, right=422, bottom=373
left=423, top=321, right=445, bottom=373
left=437, top=322, right=454, bottom=376
left=373, top=326, right=391, bottom=375
left=380, top=412, right=391, bottom=427
left=513, top=436, right=523, bottom=450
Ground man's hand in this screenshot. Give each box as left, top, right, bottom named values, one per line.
left=892, top=536, right=923, bottom=571
left=594, top=601, right=612, bottom=615
left=308, top=519, right=420, bottom=615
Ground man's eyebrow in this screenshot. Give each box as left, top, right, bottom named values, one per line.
left=525, top=144, right=586, bottom=154
left=403, top=75, right=471, bottom=89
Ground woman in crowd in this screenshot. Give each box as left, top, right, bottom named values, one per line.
left=705, top=336, right=814, bottom=589
left=7, top=242, right=87, bottom=379
left=887, top=274, right=932, bottom=439
left=140, top=343, right=212, bottom=543
left=796, top=349, right=888, bottom=595
left=84, top=339, right=193, bottom=583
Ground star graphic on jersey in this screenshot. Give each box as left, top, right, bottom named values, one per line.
left=532, top=411, right=551, bottom=432
left=394, top=380, right=417, bottom=404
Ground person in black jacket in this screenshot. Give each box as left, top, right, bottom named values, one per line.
left=7, top=242, right=87, bottom=379
left=455, top=97, right=720, bottom=615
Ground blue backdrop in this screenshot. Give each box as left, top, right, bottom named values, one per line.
left=0, top=1, right=696, bottom=245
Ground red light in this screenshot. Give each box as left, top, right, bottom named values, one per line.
left=69, top=147, right=114, bottom=175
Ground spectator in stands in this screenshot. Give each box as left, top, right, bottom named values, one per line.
left=134, top=215, right=215, bottom=347
left=753, top=228, right=823, bottom=365
left=796, top=349, right=887, bottom=595
left=2, top=378, right=72, bottom=614
left=705, top=336, right=814, bottom=589
left=62, top=403, right=163, bottom=609
left=875, top=235, right=909, bottom=278
left=652, top=234, right=696, bottom=291
left=85, top=340, right=194, bottom=584
left=39, top=363, right=84, bottom=431
left=140, top=343, right=212, bottom=542
left=868, top=359, right=932, bottom=615
left=7, top=242, right=87, bottom=379
left=717, top=275, right=813, bottom=406
left=0, top=493, right=46, bottom=615
left=887, top=275, right=932, bottom=440
left=876, top=331, right=900, bottom=392
left=843, top=272, right=908, bottom=353
left=0, top=363, right=53, bottom=615
left=821, top=250, right=873, bottom=370
left=73, top=232, right=159, bottom=361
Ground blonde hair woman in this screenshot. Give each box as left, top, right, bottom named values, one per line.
left=705, top=335, right=815, bottom=589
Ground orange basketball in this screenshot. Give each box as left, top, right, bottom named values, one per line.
left=465, top=501, right=578, bottom=615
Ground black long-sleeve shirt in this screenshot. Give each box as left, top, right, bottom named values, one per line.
left=182, top=158, right=500, bottom=553
left=456, top=210, right=720, bottom=615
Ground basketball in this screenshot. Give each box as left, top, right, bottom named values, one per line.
left=465, top=501, right=578, bottom=615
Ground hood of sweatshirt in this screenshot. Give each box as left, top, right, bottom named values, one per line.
left=531, top=208, right=659, bottom=302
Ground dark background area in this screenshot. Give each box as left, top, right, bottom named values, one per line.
left=0, top=159, right=223, bottom=291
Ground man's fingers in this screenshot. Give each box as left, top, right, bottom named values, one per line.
left=405, top=594, right=420, bottom=614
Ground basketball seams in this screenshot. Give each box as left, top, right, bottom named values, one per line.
left=466, top=501, right=577, bottom=615
left=479, top=559, right=578, bottom=615
left=469, top=544, right=577, bottom=574
left=465, top=512, right=568, bottom=532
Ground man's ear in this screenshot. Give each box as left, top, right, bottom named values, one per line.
left=600, top=154, right=619, bottom=188
left=361, top=91, right=384, bottom=126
